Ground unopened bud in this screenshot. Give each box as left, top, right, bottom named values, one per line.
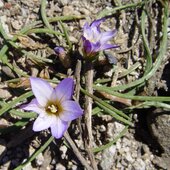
left=54, top=47, right=71, bottom=68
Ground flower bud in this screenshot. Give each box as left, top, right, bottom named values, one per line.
left=54, top=47, right=71, bottom=68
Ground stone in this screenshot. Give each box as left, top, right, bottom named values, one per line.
left=35, top=153, right=44, bottom=166
left=100, top=145, right=117, bottom=170
left=0, top=139, right=6, bottom=158
left=22, top=162, right=33, bottom=170
left=132, top=158, right=146, bottom=170
left=147, top=109, right=170, bottom=157
left=1, top=161, right=10, bottom=170
left=62, top=6, right=74, bottom=16
left=55, top=163, right=66, bottom=170
left=71, top=165, right=78, bottom=170
left=107, top=122, right=125, bottom=138
left=81, top=8, right=90, bottom=15
left=99, top=125, right=106, bottom=132
left=60, top=145, right=67, bottom=159
left=57, top=0, right=69, bottom=6
left=0, top=0, right=4, bottom=8
left=11, top=20, right=23, bottom=30
left=125, top=152, right=134, bottom=163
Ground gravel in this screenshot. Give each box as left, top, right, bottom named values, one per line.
left=0, top=0, right=169, bottom=169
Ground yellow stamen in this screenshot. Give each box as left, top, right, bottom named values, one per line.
left=48, top=104, right=58, bottom=113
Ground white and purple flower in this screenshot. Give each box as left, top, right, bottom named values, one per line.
left=82, top=18, right=119, bottom=60
left=21, top=77, right=83, bottom=139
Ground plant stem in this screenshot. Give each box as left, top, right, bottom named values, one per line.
left=64, top=132, right=93, bottom=170
left=84, top=61, right=98, bottom=170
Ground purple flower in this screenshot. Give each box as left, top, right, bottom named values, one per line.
left=82, top=18, right=119, bottom=60
left=54, top=46, right=65, bottom=56
left=21, top=77, right=83, bottom=139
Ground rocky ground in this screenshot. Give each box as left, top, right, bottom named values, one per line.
left=0, top=0, right=170, bottom=170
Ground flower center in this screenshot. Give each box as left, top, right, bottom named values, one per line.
left=46, top=101, right=62, bottom=116
left=48, top=104, right=58, bottom=113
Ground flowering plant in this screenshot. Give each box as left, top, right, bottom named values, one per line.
left=21, top=77, right=83, bottom=139
left=82, top=18, right=118, bottom=60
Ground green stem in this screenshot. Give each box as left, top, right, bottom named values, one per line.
left=59, top=21, right=72, bottom=50
left=0, top=91, right=33, bottom=116
left=26, top=28, right=64, bottom=36
left=41, top=0, right=52, bottom=30
left=141, top=9, right=152, bottom=74
left=80, top=87, right=132, bottom=123
left=98, top=1, right=146, bottom=18
left=94, top=86, right=170, bottom=102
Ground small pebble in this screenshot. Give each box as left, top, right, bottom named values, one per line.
left=60, top=145, right=67, bottom=159
left=58, top=0, right=69, bottom=6
left=132, top=158, right=146, bottom=170
left=125, top=152, right=134, bottom=163
left=22, top=162, right=33, bottom=170
left=0, top=139, right=6, bottom=156
left=0, top=0, right=4, bottom=8
left=62, top=6, right=74, bottom=16
left=81, top=8, right=90, bottom=15
left=100, top=145, right=116, bottom=170
left=99, top=125, right=106, bottom=132
left=55, top=163, right=66, bottom=170
left=35, top=153, right=44, bottom=166
left=11, top=20, right=23, bottom=30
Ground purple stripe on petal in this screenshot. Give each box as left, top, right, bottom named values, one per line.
left=30, top=77, right=53, bottom=107
left=50, top=117, right=68, bottom=139
left=90, top=18, right=105, bottom=28
left=52, top=78, right=74, bottom=102
left=21, top=98, right=45, bottom=116
left=60, top=101, right=83, bottom=121
left=33, top=115, right=55, bottom=131
left=100, top=44, right=120, bottom=51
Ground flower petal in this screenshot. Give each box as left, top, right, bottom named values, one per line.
left=90, top=18, right=105, bottom=29
left=83, top=38, right=101, bottom=56
left=100, top=30, right=117, bottom=43
left=30, top=77, right=54, bottom=107
left=33, top=115, right=55, bottom=131
left=60, top=101, right=83, bottom=121
left=54, top=46, right=65, bottom=55
left=52, top=78, right=74, bottom=102
left=83, top=23, right=93, bottom=39
left=50, top=117, right=68, bottom=139
left=92, top=42, right=102, bottom=52
left=21, top=98, right=46, bottom=116
left=83, top=39, right=93, bottom=54
left=100, top=44, right=119, bottom=51
left=83, top=23, right=101, bottom=42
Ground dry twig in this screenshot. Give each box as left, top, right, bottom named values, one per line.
left=64, top=131, right=93, bottom=170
